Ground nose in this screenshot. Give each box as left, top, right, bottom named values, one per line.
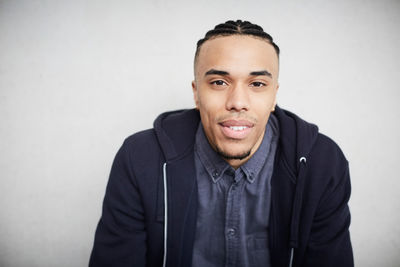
left=225, top=85, right=250, bottom=112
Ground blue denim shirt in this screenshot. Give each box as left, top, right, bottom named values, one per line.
left=192, top=114, right=279, bottom=267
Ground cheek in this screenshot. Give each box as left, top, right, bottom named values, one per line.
left=198, top=92, right=222, bottom=118
left=197, top=99, right=213, bottom=127
left=252, top=96, right=275, bottom=126
left=253, top=95, right=275, bottom=112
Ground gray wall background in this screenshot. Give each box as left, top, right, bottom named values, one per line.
left=1, top=0, right=399, bottom=266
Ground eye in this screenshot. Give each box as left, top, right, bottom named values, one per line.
left=250, top=81, right=267, bottom=87
left=210, top=80, right=227, bottom=86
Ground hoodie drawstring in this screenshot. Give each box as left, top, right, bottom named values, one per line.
left=162, top=163, right=168, bottom=267
left=288, top=157, right=307, bottom=267
left=289, top=247, right=294, bottom=267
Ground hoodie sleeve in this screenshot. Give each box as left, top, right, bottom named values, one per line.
left=302, top=163, right=354, bottom=267
left=89, top=140, right=147, bottom=267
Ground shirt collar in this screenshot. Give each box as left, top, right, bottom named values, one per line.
left=195, top=123, right=231, bottom=183
left=240, top=115, right=276, bottom=183
left=195, top=113, right=279, bottom=184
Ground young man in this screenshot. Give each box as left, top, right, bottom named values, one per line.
left=89, top=20, right=353, bottom=267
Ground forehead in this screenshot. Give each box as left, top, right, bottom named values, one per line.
left=195, top=35, right=279, bottom=76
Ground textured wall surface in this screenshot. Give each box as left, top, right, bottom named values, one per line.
left=1, top=0, right=399, bottom=266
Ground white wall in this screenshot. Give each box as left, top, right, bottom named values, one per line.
left=1, top=0, right=399, bottom=266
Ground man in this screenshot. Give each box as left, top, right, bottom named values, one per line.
left=89, top=20, right=353, bottom=267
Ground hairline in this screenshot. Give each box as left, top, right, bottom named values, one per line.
left=193, top=34, right=280, bottom=78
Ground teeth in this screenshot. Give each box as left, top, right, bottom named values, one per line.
left=229, top=126, right=247, bottom=131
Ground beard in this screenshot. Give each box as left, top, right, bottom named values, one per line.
left=215, top=146, right=251, bottom=161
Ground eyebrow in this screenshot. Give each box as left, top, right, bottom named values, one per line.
left=250, top=70, right=272, bottom=78
left=204, top=69, right=229, bottom=76
left=204, top=69, right=272, bottom=78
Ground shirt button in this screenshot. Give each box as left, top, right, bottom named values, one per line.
left=227, top=228, right=236, bottom=236
left=212, top=171, right=219, bottom=178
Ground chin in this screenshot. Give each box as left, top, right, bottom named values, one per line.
left=215, top=145, right=252, bottom=161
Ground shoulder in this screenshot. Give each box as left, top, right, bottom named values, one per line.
left=123, top=128, right=158, bottom=151
left=312, top=133, right=348, bottom=168
left=307, top=133, right=350, bottom=192
left=119, top=129, right=163, bottom=172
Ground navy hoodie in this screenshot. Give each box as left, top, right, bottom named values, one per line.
left=89, top=106, right=353, bottom=267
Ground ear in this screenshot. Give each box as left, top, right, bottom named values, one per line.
left=192, top=80, right=199, bottom=109
left=271, top=83, right=279, bottom=112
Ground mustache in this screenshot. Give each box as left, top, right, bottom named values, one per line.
left=215, top=111, right=258, bottom=124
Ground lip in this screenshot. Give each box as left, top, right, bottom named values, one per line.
left=219, top=120, right=254, bottom=139
left=220, top=120, right=254, bottom=127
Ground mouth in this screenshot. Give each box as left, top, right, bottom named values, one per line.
left=219, top=120, right=254, bottom=139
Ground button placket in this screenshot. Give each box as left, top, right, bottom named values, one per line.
left=224, top=171, right=243, bottom=267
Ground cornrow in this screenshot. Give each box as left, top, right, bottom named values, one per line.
left=195, top=20, right=280, bottom=62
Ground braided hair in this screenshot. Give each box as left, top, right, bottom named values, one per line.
left=195, top=20, right=280, bottom=63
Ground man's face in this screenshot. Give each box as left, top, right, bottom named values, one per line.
left=192, top=35, right=279, bottom=168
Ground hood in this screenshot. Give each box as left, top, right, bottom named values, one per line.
left=154, top=109, right=200, bottom=162
left=273, top=106, right=319, bottom=175
left=273, top=106, right=320, bottom=255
